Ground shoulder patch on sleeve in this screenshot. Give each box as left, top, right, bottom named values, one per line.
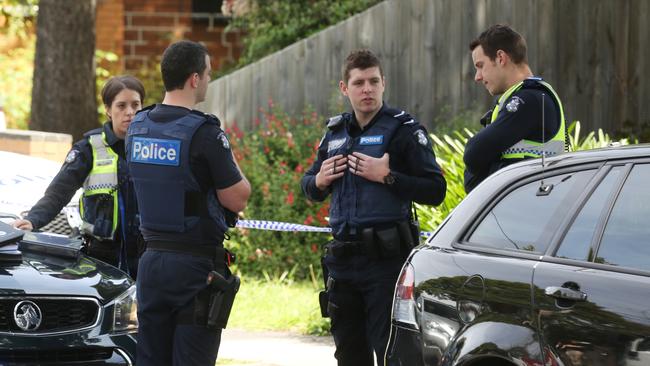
left=506, top=96, right=525, bottom=112
left=411, top=128, right=432, bottom=148
left=64, top=149, right=80, bottom=163
left=217, top=132, right=230, bottom=149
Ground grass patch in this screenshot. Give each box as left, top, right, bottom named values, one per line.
left=228, top=277, right=330, bottom=335
left=216, top=358, right=255, bottom=365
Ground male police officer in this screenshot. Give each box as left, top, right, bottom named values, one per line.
left=126, top=41, right=251, bottom=366
left=464, top=24, right=567, bottom=193
left=301, top=49, right=446, bottom=366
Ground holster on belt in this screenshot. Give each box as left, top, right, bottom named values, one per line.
left=205, top=271, right=240, bottom=329
left=319, top=242, right=331, bottom=318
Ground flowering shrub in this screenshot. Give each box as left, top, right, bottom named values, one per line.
left=227, top=103, right=331, bottom=280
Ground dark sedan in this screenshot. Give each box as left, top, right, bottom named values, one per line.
left=0, top=220, right=137, bottom=365
left=387, top=145, right=650, bottom=366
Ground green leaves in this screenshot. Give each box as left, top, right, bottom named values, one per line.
left=229, top=0, right=382, bottom=68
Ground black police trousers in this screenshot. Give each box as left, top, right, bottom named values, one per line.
left=325, top=253, right=404, bottom=366
left=136, top=250, right=222, bottom=366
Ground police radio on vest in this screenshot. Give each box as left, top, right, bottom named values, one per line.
left=131, top=137, right=181, bottom=166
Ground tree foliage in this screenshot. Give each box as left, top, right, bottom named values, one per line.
left=229, top=0, right=383, bottom=68
left=0, top=0, right=38, bottom=39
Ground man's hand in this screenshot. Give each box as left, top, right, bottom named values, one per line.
left=347, top=152, right=390, bottom=183
left=12, top=219, right=34, bottom=231
left=315, top=155, right=347, bottom=190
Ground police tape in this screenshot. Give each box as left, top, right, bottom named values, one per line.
left=236, top=219, right=433, bottom=238
left=236, top=220, right=331, bottom=233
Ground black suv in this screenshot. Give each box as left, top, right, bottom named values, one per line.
left=387, top=145, right=650, bottom=366
left=0, top=220, right=137, bottom=365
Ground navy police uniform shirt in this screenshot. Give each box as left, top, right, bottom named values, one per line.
left=463, top=86, right=561, bottom=193
left=301, top=103, right=446, bottom=230
left=136, top=104, right=242, bottom=245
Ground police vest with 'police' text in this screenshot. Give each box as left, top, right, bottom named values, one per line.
left=125, top=110, right=228, bottom=236
left=325, top=107, right=412, bottom=238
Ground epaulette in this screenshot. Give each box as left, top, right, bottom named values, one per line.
left=522, top=76, right=543, bottom=88
left=384, top=107, right=417, bottom=126
left=326, top=113, right=350, bottom=130
left=140, top=103, right=156, bottom=112
left=82, top=127, right=103, bottom=138
left=132, top=105, right=155, bottom=123
left=190, top=110, right=222, bottom=127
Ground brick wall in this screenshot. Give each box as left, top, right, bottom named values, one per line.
left=96, top=0, right=124, bottom=59
left=96, top=0, right=243, bottom=73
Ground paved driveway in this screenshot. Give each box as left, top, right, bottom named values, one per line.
left=217, top=329, right=336, bottom=366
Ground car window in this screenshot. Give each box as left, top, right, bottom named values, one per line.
left=596, top=164, right=650, bottom=271
left=467, top=170, right=595, bottom=253
left=556, top=166, right=624, bottom=261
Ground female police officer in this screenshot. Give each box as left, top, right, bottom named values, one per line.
left=13, top=75, right=145, bottom=278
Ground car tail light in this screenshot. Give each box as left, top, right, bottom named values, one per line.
left=393, top=263, right=418, bottom=329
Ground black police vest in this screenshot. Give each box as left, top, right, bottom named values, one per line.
left=326, top=109, right=410, bottom=238
left=125, top=110, right=227, bottom=236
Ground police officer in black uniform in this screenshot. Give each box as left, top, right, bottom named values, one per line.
left=464, top=24, right=568, bottom=193
left=13, top=75, right=145, bottom=277
left=126, top=40, right=251, bottom=366
left=301, top=49, right=446, bottom=366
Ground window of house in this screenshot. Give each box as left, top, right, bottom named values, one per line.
left=193, top=0, right=223, bottom=13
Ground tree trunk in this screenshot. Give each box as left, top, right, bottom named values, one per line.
left=31, top=0, right=97, bottom=142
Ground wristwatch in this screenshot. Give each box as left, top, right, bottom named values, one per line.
left=383, top=172, right=396, bottom=186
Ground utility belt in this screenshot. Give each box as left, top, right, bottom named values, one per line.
left=326, top=220, right=418, bottom=260
left=145, top=241, right=236, bottom=268
left=318, top=220, right=419, bottom=318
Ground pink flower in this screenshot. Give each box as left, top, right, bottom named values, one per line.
left=285, top=191, right=294, bottom=205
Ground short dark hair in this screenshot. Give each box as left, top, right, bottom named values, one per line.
left=161, top=40, right=210, bottom=91
left=101, top=75, right=145, bottom=106
left=342, top=49, right=383, bottom=83
left=469, top=24, right=528, bottom=64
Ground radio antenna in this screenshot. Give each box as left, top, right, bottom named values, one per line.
left=537, top=92, right=553, bottom=196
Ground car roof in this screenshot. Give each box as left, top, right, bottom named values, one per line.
left=0, top=151, right=80, bottom=216
left=502, top=144, right=650, bottom=172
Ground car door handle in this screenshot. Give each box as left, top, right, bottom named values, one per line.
left=545, top=286, right=588, bottom=302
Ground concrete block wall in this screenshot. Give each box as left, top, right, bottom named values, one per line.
left=0, top=130, right=72, bottom=163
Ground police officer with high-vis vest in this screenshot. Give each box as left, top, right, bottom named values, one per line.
left=126, top=40, right=250, bottom=366
left=13, top=75, right=145, bottom=277
left=464, top=24, right=568, bottom=193
left=301, top=49, right=446, bottom=366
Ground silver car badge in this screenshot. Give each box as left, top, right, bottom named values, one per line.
left=14, top=300, right=42, bottom=331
